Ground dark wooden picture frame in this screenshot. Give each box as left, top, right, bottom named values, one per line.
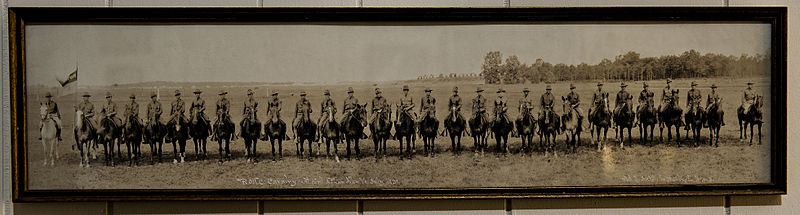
left=9, top=7, right=787, bottom=201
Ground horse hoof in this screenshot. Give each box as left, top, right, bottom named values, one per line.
left=173, top=159, right=178, bottom=164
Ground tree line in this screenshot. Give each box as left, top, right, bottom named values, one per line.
left=481, top=49, right=770, bottom=84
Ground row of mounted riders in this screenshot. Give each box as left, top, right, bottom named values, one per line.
left=61, top=92, right=764, bottom=168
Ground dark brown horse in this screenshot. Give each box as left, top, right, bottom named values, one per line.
left=189, top=109, right=211, bottom=160
left=212, top=112, right=235, bottom=162
left=637, top=101, right=658, bottom=146
left=515, top=106, right=536, bottom=153
left=684, top=105, right=705, bottom=146
left=318, top=106, right=341, bottom=161
left=613, top=102, right=635, bottom=149
left=659, top=90, right=683, bottom=142
left=123, top=113, right=143, bottom=166
left=738, top=95, right=763, bottom=145
left=443, top=106, right=467, bottom=155
left=394, top=104, right=416, bottom=159
left=143, top=117, right=166, bottom=164
left=241, top=108, right=262, bottom=163
left=370, top=108, right=392, bottom=160
left=419, top=111, right=439, bottom=157
left=706, top=98, right=725, bottom=147
left=261, top=116, right=287, bottom=161
left=469, top=112, right=489, bottom=154
left=342, top=104, right=367, bottom=160
left=97, top=114, right=120, bottom=166
left=589, top=94, right=611, bottom=150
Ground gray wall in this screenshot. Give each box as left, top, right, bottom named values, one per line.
left=2, top=0, right=798, bottom=214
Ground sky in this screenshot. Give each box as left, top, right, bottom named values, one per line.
left=25, top=23, right=771, bottom=87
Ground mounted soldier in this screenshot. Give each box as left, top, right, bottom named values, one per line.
left=741, top=81, right=757, bottom=112
left=614, top=83, right=633, bottom=117
left=124, top=94, right=139, bottom=126
left=518, top=88, right=533, bottom=122
left=686, top=81, right=702, bottom=113
left=242, top=89, right=259, bottom=127
left=540, top=85, right=556, bottom=123
left=420, top=87, right=437, bottom=122
left=399, top=85, right=416, bottom=122
left=40, top=92, right=62, bottom=141
left=589, top=82, right=608, bottom=121
left=658, top=79, right=674, bottom=113
left=637, top=82, right=655, bottom=115
left=292, top=91, right=313, bottom=133
left=78, top=92, right=97, bottom=130
left=565, top=84, right=583, bottom=128
left=101, top=92, right=123, bottom=129
left=267, top=91, right=282, bottom=124
left=146, top=92, right=161, bottom=125
left=318, top=90, right=337, bottom=126
left=706, top=84, right=725, bottom=126
left=190, top=89, right=208, bottom=123
left=214, top=90, right=234, bottom=133
left=167, top=90, right=186, bottom=126
left=340, top=87, right=363, bottom=127
left=370, top=88, right=390, bottom=125
left=446, top=87, right=464, bottom=122
left=472, top=87, right=488, bottom=121
left=494, top=88, right=509, bottom=123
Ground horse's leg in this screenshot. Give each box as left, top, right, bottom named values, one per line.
left=253, top=138, right=259, bottom=163
left=739, top=120, right=744, bottom=139
left=278, top=139, right=283, bottom=160
left=345, top=139, right=352, bottom=159
left=709, top=127, right=714, bottom=147
left=41, top=140, right=47, bottom=165
left=308, top=139, right=314, bottom=160
left=180, top=139, right=187, bottom=163
left=749, top=124, right=754, bottom=145
left=217, top=139, right=224, bottom=162
left=758, top=123, right=762, bottom=145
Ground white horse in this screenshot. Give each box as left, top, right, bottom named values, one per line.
left=40, top=104, right=59, bottom=166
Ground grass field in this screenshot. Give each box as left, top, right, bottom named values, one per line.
left=25, top=77, right=772, bottom=189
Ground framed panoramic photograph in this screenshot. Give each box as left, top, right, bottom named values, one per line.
left=10, top=7, right=786, bottom=201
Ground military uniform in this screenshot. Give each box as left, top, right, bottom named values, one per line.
left=124, top=95, right=139, bottom=125
left=101, top=95, right=123, bottom=127
left=494, top=89, right=509, bottom=122
left=318, top=91, right=336, bottom=125
left=742, top=84, right=757, bottom=111
left=589, top=84, right=607, bottom=118
left=169, top=95, right=186, bottom=125
left=399, top=87, right=416, bottom=121
left=242, top=96, right=259, bottom=123
left=41, top=93, right=62, bottom=140
left=614, top=86, right=633, bottom=116
left=539, top=88, right=555, bottom=122
left=146, top=94, right=162, bottom=124
left=659, top=81, right=673, bottom=112
left=216, top=92, right=233, bottom=125
left=446, top=89, right=464, bottom=122
left=340, top=89, right=360, bottom=125
left=190, top=92, right=207, bottom=122
left=518, top=89, right=534, bottom=120
left=370, top=90, right=389, bottom=124
left=687, top=83, right=702, bottom=112
left=706, top=84, right=725, bottom=126
left=292, top=94, right=313, bottom=129
left=267, top=94, right=282, bottom=123
left=566, top=84, right=583, bottom=125
left=638, top=87, right=655, bottom=109
left=77, top=95, right=96, bottom=130
left=472, top=91, right=489, bottom=123
left=420, top=94, right=437, bottom=120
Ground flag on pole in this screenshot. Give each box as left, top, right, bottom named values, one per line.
left=57, top=66, right=78, bottom=87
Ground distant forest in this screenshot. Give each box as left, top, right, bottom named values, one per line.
left=480, top=49, right=770, bottom=84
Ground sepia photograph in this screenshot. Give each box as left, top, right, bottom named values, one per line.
left=10, top=8, right=786, bottom=200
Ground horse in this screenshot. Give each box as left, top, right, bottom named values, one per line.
left=658, top=90, right=683, bottom=142
left=167, top=114, right=190, bottom=163
left=636, top=101, right=658, bottom=146
left=74, top=110, right=95, bottom=167
left=738, top=95, right=764, bottom=145
left=684, top=104, right=705, bottom=147
left=261, top=113, right=287, bottom=161
left=468, top=112, right=489, bottom=154
left=39, top=104, right=59, bottom=166
left=514, top=106, right=536, bottom=153
left=240, top=108, right=262, bottom=163
left=189, top=109, right=211, bottom=161
left=538, top=107, right=560, bottom=155
left=443, top=106, right=467, bottom=155
left=318, top=106, right=340, bottom=161
left=143, top=117, right=166, bottom=164
left=370, top=108, right=392, bottom=160
left=212, top=112, right=235, bottom=162
left=394, top=104, right=416, bottom=159
left=341, top=104, right=367, bottom=160
left=96, top=114, right=120, bottom=166
left=613, top=102, right=635, bottom=149
left=419, top=110, right=439, bottom=157
left=560, top=98, right=580, bottom=153
left=491, top=112, right=513, bottom=154
left=294, top=111, right=317, bottom=160
left=706, top=98, right=725, bottom=147
left=589, top=95, right=612, bottom=150
left=122, top=113, right=143, bottom=166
